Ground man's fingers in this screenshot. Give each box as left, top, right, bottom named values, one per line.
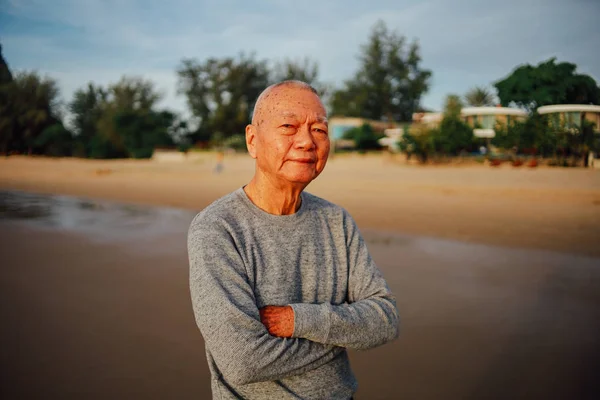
left=259, top=306, right=293, bottom=338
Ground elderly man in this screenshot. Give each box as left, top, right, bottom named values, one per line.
left=188, top=80, right=399, bottom=399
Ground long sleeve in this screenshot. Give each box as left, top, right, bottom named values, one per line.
left=290, top=212, right=400, bottom=350
left=188, top=217, right=343, bottom=386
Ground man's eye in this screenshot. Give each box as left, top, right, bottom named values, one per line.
left=313, top=128, right=328, bottom=134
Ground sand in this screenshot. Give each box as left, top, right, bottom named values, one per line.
left=1, top=221, right=599, bottom=399
left=1, top=154, right=600, bottom=399
left=1, top=154, right=599, bottom=256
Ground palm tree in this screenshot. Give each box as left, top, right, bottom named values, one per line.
left=464, top=86, right=495, bottom=107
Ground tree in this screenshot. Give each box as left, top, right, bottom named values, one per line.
left=114, top=110, right=174, bottom=159
left=70, top=77, right=167, bottom=159
left=330, top=20, right=432, bottom=122
left=34, top=123, right=73, bottom=157
left=433, top=94, right=473, bottom=155
left=177, top=53, right=270, bottom=144
left=398, top=124, right=434, bottom=163
left=444, top=94, right=463, bottom=118
left=271, top=57, right=329, bottom=98
left=69, top=83, right=107, bottom=157
left=273, top=57, right=318, bottom=85
left=0, top=71, right=62, bottom=154
left=95, top=76, right=162, bottom=158
left=494, top=58, right=600, bottom=111
left=464, top=86, right=495, bottom=107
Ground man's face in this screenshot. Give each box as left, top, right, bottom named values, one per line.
left=247, top=86, right=330, bottom=186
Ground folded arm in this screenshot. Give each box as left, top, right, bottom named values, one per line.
left=188, top=218, right=342, bottom=386
left=289, top=211, right=400, bottom=350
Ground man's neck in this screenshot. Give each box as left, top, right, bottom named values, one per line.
left=244, top=175, right=306, bottom=216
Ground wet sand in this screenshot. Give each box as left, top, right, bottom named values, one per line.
left=1, top=154, right=599, bottom=256
left=1, top=191, right=599, bottom=399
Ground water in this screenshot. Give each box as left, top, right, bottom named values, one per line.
left=0, top=190, right=198, bottom=244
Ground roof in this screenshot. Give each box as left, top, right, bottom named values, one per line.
left=537, top=104, right=600, bottom=114
left=461, top=107, right=528, bottom=117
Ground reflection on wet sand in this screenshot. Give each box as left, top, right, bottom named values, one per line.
left=0, top=190, right=196, bottom=246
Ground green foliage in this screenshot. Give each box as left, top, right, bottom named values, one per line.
left=0, top=70, right=63, bottom=154
left=398, top=124, right=434, bottom=163
left=443, top=94, right=463, bottom=118
left=113, top=110, right=175, bottom=159
left=421, top=94, right=474, bottom=155
left=88, top=135, right=122, bottom=159
left=464, top=86, right=495, bottom=107
left=330, top=20, right=432, bottom=122
left=342, top=123, right=383, bottom=151
left=69, top=77, right=175, bottom=159
left=95, top=76, right=162, bottom=157
left=177, top=53, right=270, bottom=143
left=495, top=58, right=600, bottom=111
left=4, top=36, right=599, bottom=167
left=434, top=115, right=474, bottom=155
left=399, top=94, right=473, bottom=161
left=69, top=83, right=106, bottom=157
left=492, top=113, right=551, bottom=154
left=491, top=120, right=520, bottom=150
left=34, top=123, right=73, bottom=157
left=272, top=57, right=326, bottom=92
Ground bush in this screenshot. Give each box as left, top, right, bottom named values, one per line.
left=34, top=124, right=73, bottom=157
left=399, top=124, right=439, bottom=163
left=114, top=110, right=174, bottom=159
left=342, top=123, right=384, bottom=151
left=434, top=116, right=474, bottom=155
left=88, top=135, right=125, bottom=159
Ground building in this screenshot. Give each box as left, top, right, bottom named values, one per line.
left=411, top=107, right=528, bottom=138
left=412, top=112, right=443, bottom=129
left=329, top=117, right=365, bottom=140
left=378, top=128, right=404, bottom=152
left=537, top=104, right=600, bottom=131
left=461, top=107, right=528, bottom=138
left=328, top=117, right=398, bottom=140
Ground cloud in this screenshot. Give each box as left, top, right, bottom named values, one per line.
left=2, top=0, right=599, bottom=114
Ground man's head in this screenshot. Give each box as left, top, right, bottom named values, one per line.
left=246, top=81, right=330, bottom=187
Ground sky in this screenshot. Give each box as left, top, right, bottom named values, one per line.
left=1, top=0, right=599, bottom=118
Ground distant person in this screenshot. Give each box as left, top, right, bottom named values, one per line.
left=188, top=80, right=399, bottom=399
left=213, top=150, right=224, bottom=174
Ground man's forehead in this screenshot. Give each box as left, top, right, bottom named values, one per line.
left=279, top=111, right=328, bottom=123
left=253, top=84, right=326, bottom=125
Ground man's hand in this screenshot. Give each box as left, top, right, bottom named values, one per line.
left=259, top=305, right=294, bottom=338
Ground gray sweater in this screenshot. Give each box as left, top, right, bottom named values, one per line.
left=188, top=188, right=399, bottom=399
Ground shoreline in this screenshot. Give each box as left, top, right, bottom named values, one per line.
left=1, top=155, right=599, bottom=256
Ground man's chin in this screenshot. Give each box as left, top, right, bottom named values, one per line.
left=280, top=167, right=321, bottom=184
left=283, top=173, right=318, bottom=185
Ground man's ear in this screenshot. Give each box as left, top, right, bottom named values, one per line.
left=246, top=124, right=257, bottom=159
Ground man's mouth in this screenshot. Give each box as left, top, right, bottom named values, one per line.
left=290, top=158, right=316, bottom=163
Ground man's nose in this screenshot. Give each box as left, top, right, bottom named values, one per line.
left=294, top=124, right=316, bottom=150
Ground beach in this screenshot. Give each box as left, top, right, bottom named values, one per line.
left=1, top=154, right=599, bottom=255
left=1, top=154, right=600, bottom=399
